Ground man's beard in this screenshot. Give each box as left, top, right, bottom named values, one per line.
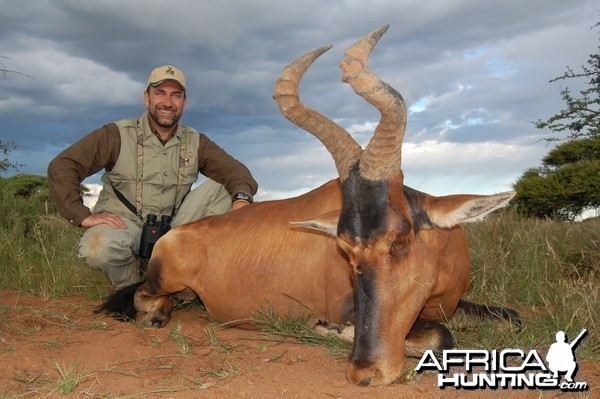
left=149, top=107, right=181, bottom=128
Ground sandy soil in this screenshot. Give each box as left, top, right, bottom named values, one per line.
left=1, top=290, right=598, bottom=398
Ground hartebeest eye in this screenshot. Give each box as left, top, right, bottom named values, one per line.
left=389, top=235, right=410, bottom=258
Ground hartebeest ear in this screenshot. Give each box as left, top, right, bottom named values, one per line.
left=426, top=191, right=516, bottom=228
left=290, top=209, right=340, bottom=237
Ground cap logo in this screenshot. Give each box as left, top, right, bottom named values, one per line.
left=147, top=65, right=186, bottom=90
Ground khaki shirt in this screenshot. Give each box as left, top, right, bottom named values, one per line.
left=48, top=112, right=258, bottom=226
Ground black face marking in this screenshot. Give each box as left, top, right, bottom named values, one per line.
left=402, top=186, right=432, bottom=232
left=348, top=265, right=379, bottom=367
left=338, top=166, right=389, bottom=241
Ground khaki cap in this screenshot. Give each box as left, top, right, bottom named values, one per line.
left=146, top=65, right=186, bottom=90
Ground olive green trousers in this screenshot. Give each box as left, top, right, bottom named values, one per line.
left=78, top=179, right=231, bottom=288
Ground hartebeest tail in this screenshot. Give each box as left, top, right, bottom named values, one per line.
left=95, top=281, right=143, bottom=321
left=456, top=299, right=522, bottom=329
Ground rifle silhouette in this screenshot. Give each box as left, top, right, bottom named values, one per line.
left=569, top=328, right=587, bottom=349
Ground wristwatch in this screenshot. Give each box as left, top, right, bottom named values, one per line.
left=232, top=192, right=253, bottom=203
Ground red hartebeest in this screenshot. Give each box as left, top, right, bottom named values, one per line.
left=99, top=25, right=519, bottom=386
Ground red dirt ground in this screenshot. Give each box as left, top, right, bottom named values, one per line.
left=1, top=290, right=598, bottom=398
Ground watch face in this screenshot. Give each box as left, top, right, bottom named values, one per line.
left=234, top=192, right=252, bottom=202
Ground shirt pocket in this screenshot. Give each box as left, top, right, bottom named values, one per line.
left=180, top=150, right=199, bottom=185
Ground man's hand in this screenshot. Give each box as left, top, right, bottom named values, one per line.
left=81, top=213, right=128, bottom=229
left=231, top=200, right=250, bottom=211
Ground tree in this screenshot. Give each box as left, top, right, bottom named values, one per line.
left=533, top=22, right=600, bottom=141
left=513, top=136, right=600, bottom=220
left=1, top=57, right=31, bottom=176
left=0, top=140, right=24, bottom=176
left=0, top=56, right=33, bottom=79
left=515, top=22, right=600, bottom=220
left=0, top=174, right=54, bottom=234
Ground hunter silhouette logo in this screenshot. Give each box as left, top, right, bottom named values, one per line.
left=415, top=329, right=588, bottom=391
left=546, top=329, right=587, bottom=383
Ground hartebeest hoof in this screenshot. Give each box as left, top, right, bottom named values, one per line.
left=312, top=319, right=354, bottom=343
left=405, top=318, right=456, bottom=357
left=143, top=297, right=174, bottom=327
left=134, top=289, right=174, bottom=328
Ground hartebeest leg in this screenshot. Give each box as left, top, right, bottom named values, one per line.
left=312, top=319, right=354, bottom=343
left=132, top=253, right=197, bottom=327
left=312, top=317, right=454, bottom=358
left=133, top=283, right=174, bottom=327
left=405, top=318, right=455, bottom=356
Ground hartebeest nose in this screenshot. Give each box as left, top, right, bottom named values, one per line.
left=346, top=361, right=401, bottom=387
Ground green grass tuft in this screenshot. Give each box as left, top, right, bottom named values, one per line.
left=251, top=305, right=351, bottom=355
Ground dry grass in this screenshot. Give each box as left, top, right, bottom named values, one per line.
left=461, top=211, right=599, bottom=360
left=0, top=215, right=110, bottom=299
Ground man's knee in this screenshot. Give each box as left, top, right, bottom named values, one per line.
left=199, top=179, right=232, bottom=215
left=78, top=228, right=141, bottom=287
left=79, top=230, right=109, bottom=266
left=78, top=227, right=136, bottom=267
left=173, top=179, right=232, bottom=226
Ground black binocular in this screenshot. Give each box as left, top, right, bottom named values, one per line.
left=139, top=214, right=172, bottom=258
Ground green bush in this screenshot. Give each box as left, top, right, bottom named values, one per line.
left=0, top=174, right=55, bottom=235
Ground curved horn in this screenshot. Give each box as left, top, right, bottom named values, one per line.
left=339, top=24, right=406, bottom=181
left=273, top=45, right=363, bottom=181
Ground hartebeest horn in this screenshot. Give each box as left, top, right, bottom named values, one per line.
left=273, top=45, right=363, bottom=181
left=340, top=24, right=406, bottom=181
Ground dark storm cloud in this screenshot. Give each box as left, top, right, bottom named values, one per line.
left=0, top=0, right=598, bottom=199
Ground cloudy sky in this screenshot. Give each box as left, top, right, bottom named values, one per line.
left=1, top=1, right=598, bottom=204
